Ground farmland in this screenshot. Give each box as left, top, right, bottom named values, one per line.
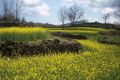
left=0, top=27, right=120, bottom=80
left=0, top=27, right=49, bottom=41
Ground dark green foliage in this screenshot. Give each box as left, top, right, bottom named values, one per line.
left=98, top=36, right=120, bottom=46
left=0, top=40, right=20, bottom=57
left=0, top=39, right=83, bottom=57
left=100, top=30, right=120, bottom=35
left=51, top=32, right=88, bottom=39
left=98, top=30, right=120, bottom=45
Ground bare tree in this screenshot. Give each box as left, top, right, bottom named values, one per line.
left=58, top=7, right=67, bottom=29
left=1, top=0, right=8, bottom=20
left=1, top=0, right=23, bottom=22
left=66, top=4, right=84, bottom=27
left=14, top=0, right=24, bottom=21
left=0, top=13, right=2, bottom=20
left=0, top=0, right=24, bottom=27
left=103, top=13, right=110, bottom=24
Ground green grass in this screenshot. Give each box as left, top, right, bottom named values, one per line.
left=0, top=27, right=49, bottom=41
left=0, top=27, right=120, bottom=80
left=49, top=27, right=109, bottom=32
left=99, top=35, right=120, bottom=43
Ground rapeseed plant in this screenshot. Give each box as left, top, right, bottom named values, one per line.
left=0, top=27, right=119, bottom=80
left=0, top=27, right=49, bottom=41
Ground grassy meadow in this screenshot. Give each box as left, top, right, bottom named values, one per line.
left=0, top=27, right=120, bottom=80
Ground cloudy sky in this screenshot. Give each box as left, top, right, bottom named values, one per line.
left=22, top=0, right=117, bottom=24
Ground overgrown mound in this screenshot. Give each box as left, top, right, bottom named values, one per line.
left=51, top=32, right=88, bottom=39
left=0, top=39, right=83, bottom=57
left=100, top=30, right=120, bottom=35
left=98, top=30, right=120, bottom=45
left=98, top=36, right=120, bottom=45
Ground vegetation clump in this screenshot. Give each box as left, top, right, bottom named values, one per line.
left=100, top=30, right=120, bottom=35
left=98, top=30, right=120, bottom=45
left=0, top=39, right=83, bottom=57
left=51, top=32, right=88, bottom=39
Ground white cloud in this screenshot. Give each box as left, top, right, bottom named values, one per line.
left=62, top=0, right=113, bottom=11
left=63, top=0, right=91, bottom=6
left=35, top=3, right=50, bottom=16
left=102, top=8, right=115, bottom=14
left=87, top=16, right=99, bottom=22
left=92, top=7, right=115, bottom=14
left=64, top=0, right=75, bottom=3
left=24, top=0, right=42, bottom=7
left=108, top=15, right=119, bottom=23
left=23, top=0, right=50, bottom=16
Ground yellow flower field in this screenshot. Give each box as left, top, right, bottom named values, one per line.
left=0, top=27, right=120, bottom=80
left=0, top=27, right=49, bottom=41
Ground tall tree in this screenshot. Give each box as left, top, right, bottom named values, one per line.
left=58, top=7, right=67, bottom=29
left=2, top=0, right=8, bottom=20
left=1, top=0, right=24, bottom=22
left=14, top=0, right=24, bottom=22
left=66, top=4, right=84, bottom=27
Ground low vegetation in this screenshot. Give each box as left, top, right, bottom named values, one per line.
left=0, top=39, right=83, bottom=57
left=98, top=30, right=120, bottom=45
left=51, top=32, right=88, bottom=39
left=0, top=27, right=49, bottom=41
left=0, top=27, right=120, bottom=80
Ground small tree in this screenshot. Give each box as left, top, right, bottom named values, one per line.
left=66, top=4, right=84, bottom=27
left=14, top=0, right=24, bottom=22
left=1, top=0, right=8, bottom=21
left=0, top=14, right=2, bottom=21
left=58, top=7, right=67, bottom=30
left=102, top=13, right=110, bottom=25
left=22, top=17, right=26, bottom=23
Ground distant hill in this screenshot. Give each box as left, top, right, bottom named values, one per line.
left=64, top=20, right=88, bottom=26
left=0, top=20, right=119, bottom=29
left=58, top=21, right=120, bottom=29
